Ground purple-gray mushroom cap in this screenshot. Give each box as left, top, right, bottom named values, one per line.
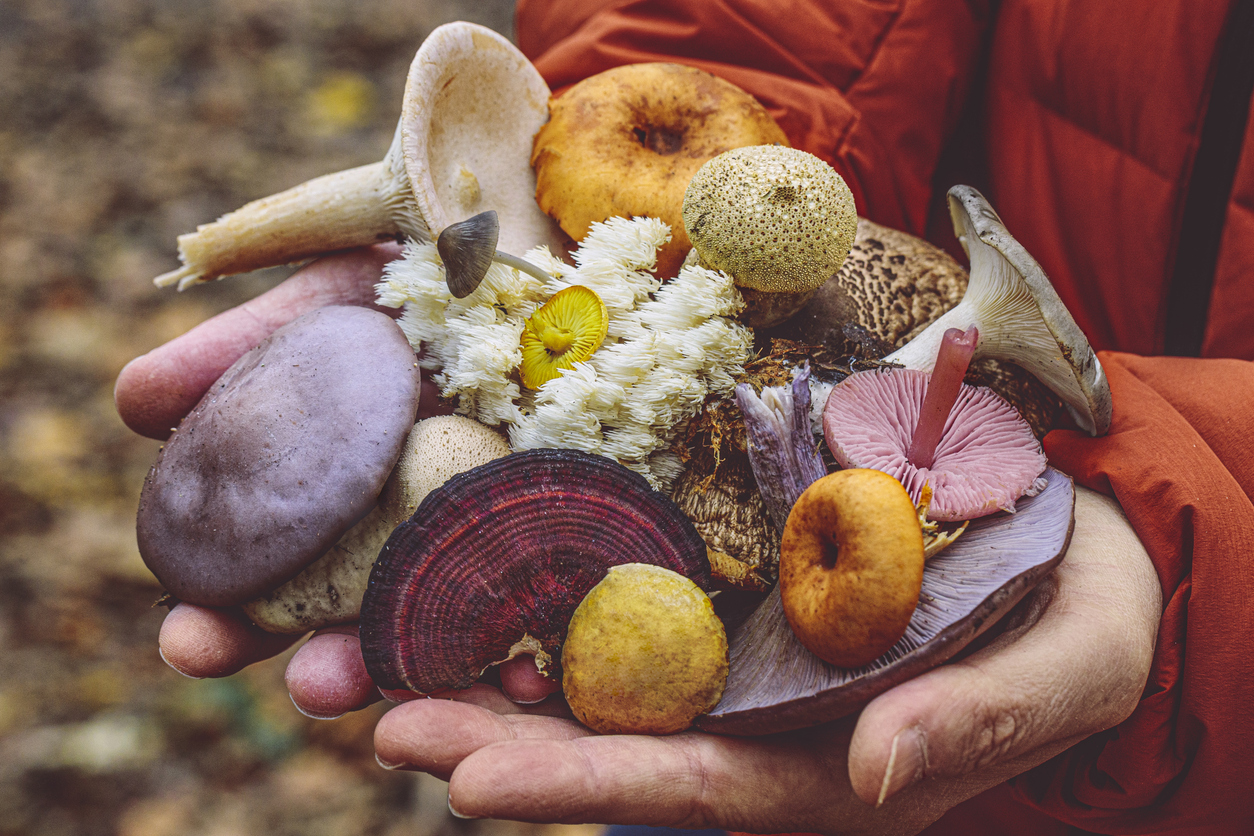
left=137, top=305, right=421, bottom=607
left=698, top=467, right=1074, bottom=736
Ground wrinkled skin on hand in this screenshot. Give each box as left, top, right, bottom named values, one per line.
left=124, top=246, right=1162, bottom=836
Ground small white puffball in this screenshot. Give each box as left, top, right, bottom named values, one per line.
left=380, top=415, right=512, bottom=522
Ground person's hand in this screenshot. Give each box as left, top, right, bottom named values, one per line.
left=122, top=243, right=428, bottom=718
left=123, top=247, right=1162, bottom=832
left=366, top=485, right=1161, bottom=835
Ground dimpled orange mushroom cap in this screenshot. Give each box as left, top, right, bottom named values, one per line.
left=531, top=63, right=789, bottom=278
left=780, top=469, right=925, bottom=669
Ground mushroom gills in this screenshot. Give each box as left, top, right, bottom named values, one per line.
left=883, top=186, right=1111, bottom=436
left=699, top=467, right=1075, bottom=735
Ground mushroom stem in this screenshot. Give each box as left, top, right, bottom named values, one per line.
left=154, top=127, right=425, bottom=291
left=490, top=250, right=554, bottom=285
left=907, top=326, right=979, bottom=469
left=884, top=186, right=1111, bottom=436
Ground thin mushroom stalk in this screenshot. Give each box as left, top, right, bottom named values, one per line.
left=907, top=325, right=979, bottom=468
left=877, top=186, right=1111, bottom=436
left=154, top=22, right=560, bottom=291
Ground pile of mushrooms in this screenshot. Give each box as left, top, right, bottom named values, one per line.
left=134, top=20, right=1116, bottom=738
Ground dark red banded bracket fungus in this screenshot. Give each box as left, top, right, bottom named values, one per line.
left=824, top=325, right=1049, bottom=521
left=136, top=306, right=421, bottom=607
left=357, top=448, right=711, bottom=695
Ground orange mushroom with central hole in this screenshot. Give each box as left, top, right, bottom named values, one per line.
left=779, top=468, right=925, bottom=669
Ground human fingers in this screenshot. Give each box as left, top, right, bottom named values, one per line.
left=285, top=626, right=382, bottom=719
left=436, top=712, right=917, bottom=833
left=116, top=242, right=403, bottom=439
left=375, top=697, right=590, bottom=781
left=848, top=485, right=1162, bottom=805
left=158, top=603, right=301, bottom=678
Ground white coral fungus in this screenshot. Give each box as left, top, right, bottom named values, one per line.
left=375, top=216, right=752, bottom=489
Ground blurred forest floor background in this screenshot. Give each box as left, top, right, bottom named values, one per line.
left=0, top=2, right=601, bottom=835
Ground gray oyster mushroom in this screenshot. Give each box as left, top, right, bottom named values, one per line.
left=879, top=186, right=1111, bottom=436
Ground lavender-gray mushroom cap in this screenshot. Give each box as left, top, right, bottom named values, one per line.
left=698, top=467, right=1074, bottom=735
left=136, top=306, right=421, bottom=607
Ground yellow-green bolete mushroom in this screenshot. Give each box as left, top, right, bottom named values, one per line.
left=682, top=146, right=858, bottom=327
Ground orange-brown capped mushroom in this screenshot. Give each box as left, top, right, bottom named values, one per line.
left=779, top=469, right=924, bottom=669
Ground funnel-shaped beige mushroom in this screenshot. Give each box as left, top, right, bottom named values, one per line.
left=883, top=186, right=1111, bottom=436
left=155, top=22, right=561, bottom=291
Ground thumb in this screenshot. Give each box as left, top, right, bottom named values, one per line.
left=847, top=487, right=1160, bottom=806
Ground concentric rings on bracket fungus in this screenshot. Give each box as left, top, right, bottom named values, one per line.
left=358, top=448, right=711, bottom=694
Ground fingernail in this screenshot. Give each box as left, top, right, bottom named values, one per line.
left=290, top=693, right=344, bottom=721
left=158, top=647, right=204, bottom=679
left=877, top=727, right=926, bottom=806
left=375, top=753, right=407, bottom=771
left=448, top=794, right=479, bottom=820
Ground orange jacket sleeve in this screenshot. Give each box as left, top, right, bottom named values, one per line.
left=1014, top=354, right=1254, bottom=833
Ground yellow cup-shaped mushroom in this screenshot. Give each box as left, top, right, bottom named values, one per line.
left=519, top=285, right=609, bottom=388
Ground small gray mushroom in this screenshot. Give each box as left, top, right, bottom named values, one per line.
left=136, top=306, right=421, bottom=607
left=243, top=415, right=512, bottom=633
left=437, top=210, right=554, bottom=298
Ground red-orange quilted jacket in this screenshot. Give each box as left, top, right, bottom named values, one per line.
left=516, top=1, right=1254, bottom=833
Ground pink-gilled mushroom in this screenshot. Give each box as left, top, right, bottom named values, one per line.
left=358, top=448, right=710, bottom=695
left=823, top=325, right=1048, bottom=521
left=879, top=185, right=1111, bottom=436
left=154, top=22, right=562, bottom=290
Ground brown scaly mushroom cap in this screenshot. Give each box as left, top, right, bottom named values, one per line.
left=683, top=146, right=857, bottom=326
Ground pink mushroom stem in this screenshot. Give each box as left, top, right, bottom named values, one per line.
left=907, top=325, right=980, bottom=469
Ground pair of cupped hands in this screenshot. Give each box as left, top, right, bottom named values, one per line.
left=116, top=246, right=1163, bottom=836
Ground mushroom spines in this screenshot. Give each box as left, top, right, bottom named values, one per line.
left=358, top=448, right=710, bottom=694
left=683, top=146, right=857, bottom=294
